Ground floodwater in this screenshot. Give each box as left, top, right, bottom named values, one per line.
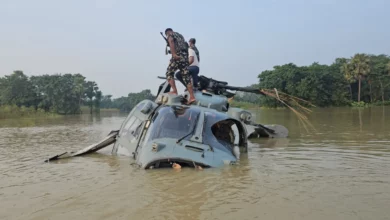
left=1, top=107, right=390, bottom=220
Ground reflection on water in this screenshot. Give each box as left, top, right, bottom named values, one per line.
left=1, top=107, right=390, bottom=220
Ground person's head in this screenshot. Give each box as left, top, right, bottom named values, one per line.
left=165, top=28, right=173, bottom=37
left=189, top=38, right=196, bottom=47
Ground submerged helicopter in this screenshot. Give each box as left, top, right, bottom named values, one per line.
left=45, top=75, right=289, bottom=169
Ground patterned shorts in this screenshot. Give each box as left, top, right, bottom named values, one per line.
left=166, top=51, right=191, bottom=86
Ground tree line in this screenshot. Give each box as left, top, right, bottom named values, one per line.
left=236, top=53, right=390, bottom=107
left=2, top=53, right=389, bottom=117
left=0, top=71, right=156, bottom=115
left=99, top=89, right=155, bottom=112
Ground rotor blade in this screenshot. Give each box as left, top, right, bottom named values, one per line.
left=157, top=76, right=178, bottom=80
left=44, top=130, right=119, bottom=162
left=219, top=85, right=266, bottom=95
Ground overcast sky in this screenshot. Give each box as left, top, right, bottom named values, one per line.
left=1, top=0, right=389, bottom=98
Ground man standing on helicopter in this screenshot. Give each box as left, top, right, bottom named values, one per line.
left=175, top=38, right=200, bottom=89
left=164, top=28, right=196, bottom=105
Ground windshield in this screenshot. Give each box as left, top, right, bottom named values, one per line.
left=202, top=111, right=235, bottom=153
left=148, top=106, right=200, bottom=141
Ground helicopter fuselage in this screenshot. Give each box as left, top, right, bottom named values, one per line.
left=44, top=76, right=289, bottom=168
left=111, top=92, right=249, bottom=169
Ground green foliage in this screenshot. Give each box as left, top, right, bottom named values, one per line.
left=0, top=70, right=37, bottom=107
left=350, top=101, right=369, bottom=108
left=94, top=90, right=102, bottom=113
left=256, top=53, right=390, bottom=107
left=232, top=84, right=262, bottom=106
left=3, top=53, right=390, bottom=116
left=257, top=62, right=350, bottom=107
left=0, top=71, right=104, bottom=115
left=99, top=89, right=155, bottom=112
left=82, top=81, right=103, bottom=114
left=370, top=101, right=390, bottom=106
left=229, top=100, right=258, bottom=109
left=349, top=54, right=371, bottom=102
left=0, top=104, right=59, bottom=119
left=100, top=95, right=113, bottom=109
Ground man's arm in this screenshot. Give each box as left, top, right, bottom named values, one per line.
left=188, top=49, right=194, bottom=65
left=168, top=36, right=177, bottom=57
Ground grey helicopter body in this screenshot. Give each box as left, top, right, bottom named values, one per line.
left=45, top=75, right=288, bottom=169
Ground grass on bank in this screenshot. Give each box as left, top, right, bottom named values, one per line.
left=350, top=101, right=390, bottom=107
left=2, top=100, right=389, bottom=120
left=0, top=105, right=60, bottom=119
left=0, top=105, right=120, bottom=119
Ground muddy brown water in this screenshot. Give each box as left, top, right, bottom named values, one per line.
left=1, top=107, right=390, bottom=220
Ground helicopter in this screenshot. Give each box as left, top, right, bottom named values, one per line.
left=44, top=75, right=289, bottom=169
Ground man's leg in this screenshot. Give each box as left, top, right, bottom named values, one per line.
left=178, top=63, right=196, bottom=104
left=188, top=66, right=199, bottom=89
left=166, top=58, right=178, bottom=94
left=175, top=71, right=186, bottom=87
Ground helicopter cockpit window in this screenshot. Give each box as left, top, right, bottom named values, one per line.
left=124, top=118, right=143, bottom=143
left=148, top=106, right=200, bottom=141
left=202, top=112, right=237, bottom=154
left=120, top=116, right=137, bottom=136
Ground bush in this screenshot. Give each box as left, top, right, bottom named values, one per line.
left=0, top=105, right=59, bottom=119
left=350, top=101, right=368, bottom=108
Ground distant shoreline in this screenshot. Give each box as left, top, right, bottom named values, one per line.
left=3, top=101, right=390, bottom=120
left=0, top=105, right=120, bottom=119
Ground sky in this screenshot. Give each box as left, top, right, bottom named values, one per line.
left=1, top=0, right=390, bottom=98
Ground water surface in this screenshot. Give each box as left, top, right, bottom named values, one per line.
left=1, top=107, right=390, bottom=220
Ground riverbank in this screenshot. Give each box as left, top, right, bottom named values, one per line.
left=1, top=100, right=389, bottom=120
left=230, top=100, right=390, bottom=110
left=0, top=105, right=120, bottom=120
left=0, top=105, right=61, bottom=119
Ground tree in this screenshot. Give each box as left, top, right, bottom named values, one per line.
left=350, top=54, right=371, bottom=102
left=367, top=55, right=390, bottom=103
left=73, top=73, right=86, bottom=108
left=84, top=81, right=97, bottom=114
left=29, top=73, right=86, bottom=114
left=0, top=71, right=37, bottom=107
left=0, top=71, right=119, bottom=114
left=387, top=61, right=390, bottom=74
left=340, top=61, right=355, bottom=99
left=101, top=95, right=113, bottom=108
left=94, top=90, right=102, bottom=113
left=110, top=89, right=155, bottom=112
